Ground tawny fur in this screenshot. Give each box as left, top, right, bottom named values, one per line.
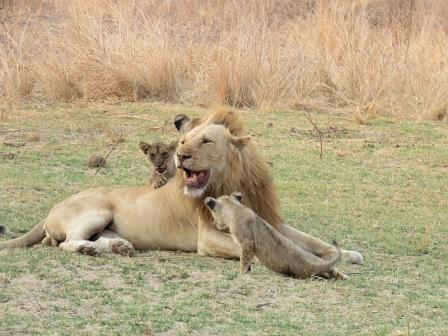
left=206, top=194, right=342, bottom=279
left=139, top=140, right=177, bottom=189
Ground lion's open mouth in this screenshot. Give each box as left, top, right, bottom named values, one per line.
left=183, top=168, right=210, bottom=189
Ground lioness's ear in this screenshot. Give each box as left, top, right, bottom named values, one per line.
left=139, top=142, right=151, bottom=154
left=174, top=114, right=191, bottom=132
left=231, top=192, right=243, bottom=203
left=229, top=135, right=251, bottom=149
left=204, top=197, right=217, bottom=210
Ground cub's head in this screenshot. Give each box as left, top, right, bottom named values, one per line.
left=139, top=141, right=177, bottom=175
left=204, top=192, right=244, bottom=230
left=175, top=123, right=251, bottom=198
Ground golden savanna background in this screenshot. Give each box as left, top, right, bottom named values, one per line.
left=1, top=0, right=447, bottom=120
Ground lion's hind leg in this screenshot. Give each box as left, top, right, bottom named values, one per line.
left=42, top=235, right=59, bottom=247
left=57, top=229, right=135, bottom=257
left=52, top=209, right=114, bottom=256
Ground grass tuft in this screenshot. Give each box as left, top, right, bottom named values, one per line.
left=416, top=224, right=432, bottom=254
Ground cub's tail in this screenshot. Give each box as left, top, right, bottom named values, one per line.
left=0, top=221, right=45, bottom=251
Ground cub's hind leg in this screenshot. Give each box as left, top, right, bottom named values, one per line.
left=239, top=242, right=255, bottom=273
left=278, top=224, right=363, bottom=265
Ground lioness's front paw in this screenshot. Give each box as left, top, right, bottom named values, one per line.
left=342, top=250, right=364, bottom=264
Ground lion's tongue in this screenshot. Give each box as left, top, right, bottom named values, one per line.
left=186, top=170, right=208, bottom=188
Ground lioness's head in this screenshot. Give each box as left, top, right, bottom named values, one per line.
left=175, top=124, right=251, bottom=198
left=204, top=192, right=245, bottom=230
left=139, top=141, right=177, bottom=175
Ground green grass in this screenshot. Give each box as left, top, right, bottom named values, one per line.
left=0, top=103, right=447, bottom=335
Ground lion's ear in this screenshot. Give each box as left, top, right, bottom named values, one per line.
left=204, top=197, right=217, bottom=210
left=229, top=135, right=251, bottom=149
left=174, top=114, right=191, bottom=133
left=231, top=192, right=243, bottom=203
left=139, top=142, right=151, bottom=154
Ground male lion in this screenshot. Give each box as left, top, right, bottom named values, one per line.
left=139, top=140, right=177, bottom=189
left=0, top=108, right=363, bottom=271
left=205, top=193, right=342, bottom=279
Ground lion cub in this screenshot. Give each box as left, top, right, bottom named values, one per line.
left=205, top=192, right=342, bottom=279
left=139, top=140, right=177, bottom=189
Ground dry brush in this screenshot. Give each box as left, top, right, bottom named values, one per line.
left=0, top=0, right=447, bottom=120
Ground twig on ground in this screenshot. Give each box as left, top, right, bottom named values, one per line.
left=303, top=112, right=323, bottom=159
left=94, top=134, right=123, bottom=175
left=3, top=141, right=26, bottom=147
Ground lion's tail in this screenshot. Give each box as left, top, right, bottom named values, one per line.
left=0, top=221, right=45, bottom=250
left=0, top=225, right=19, bottom=238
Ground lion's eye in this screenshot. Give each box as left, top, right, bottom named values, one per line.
left=202, top=138, right=213, bottom=144
left=150, top=153, right=155, bottom=158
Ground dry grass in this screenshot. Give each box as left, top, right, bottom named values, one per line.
left=1, top=0, right=448, bottom=120
left=416, top=224, right=432, bottom=254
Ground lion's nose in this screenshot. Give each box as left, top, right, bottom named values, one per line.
left=177, top=154, right=192, bottom=165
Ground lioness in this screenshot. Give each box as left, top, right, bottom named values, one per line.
left=139, top=140, right=177, bottom=189
left=0, top=108, right=363, bottom=273
left=205, top=193, right=342, bottom=279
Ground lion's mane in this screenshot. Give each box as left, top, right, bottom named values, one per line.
left=176, top=107, right=283, bottom=227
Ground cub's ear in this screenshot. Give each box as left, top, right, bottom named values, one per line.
left=204, top=197, right=217, bottom=210
left=139, top=142, right=151, bottom=154
left=174, top=114, right=191, bottom=132
left=231, top=192, right=243, bottom=203
left=229, top=135, right=251, bottom=149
